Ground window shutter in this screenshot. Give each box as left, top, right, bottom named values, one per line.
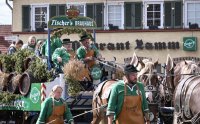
left=174, top=2, right=182, bottom=27
left=22, top=5, right=30, bottom=32
left=86, top=4, right=94, bottom=19
left=96, top=3, right=103, bottom=28
left=58, top=5, right=66, bottom=16
left=135, top=3, right=142, bottom=28
left=50, top=5, right=57, bottom=18
left=164, top=2, right=172, bottom=27
left=125, top=3, right=132, bottom=28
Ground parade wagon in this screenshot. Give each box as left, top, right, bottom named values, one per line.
left=0, top=7, right=119, bottom=123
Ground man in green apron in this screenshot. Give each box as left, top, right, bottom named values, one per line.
left=76, top=34, right=100, bottom=69
left=107, top=64, right=150, bottom=124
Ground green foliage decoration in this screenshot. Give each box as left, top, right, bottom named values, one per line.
left=0, top=54, right=15, bottom=73
left=65, top=77, right=82, bottom=96
left=0, top=91, right=20, bottom=105
left=27, top=57, right=53, bottom=82
left=12, top=49, right=34, bottom=74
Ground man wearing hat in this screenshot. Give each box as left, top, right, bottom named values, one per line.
left=107, top=64, right=150, bottom=124
left=76, top=34, right=100, bottom=68
left=52, top=39, right=71, bottom=73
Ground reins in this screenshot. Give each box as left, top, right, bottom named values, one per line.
left=73, top=103, right=108, bottom=119
left=46, top=103, right=108, bottom=124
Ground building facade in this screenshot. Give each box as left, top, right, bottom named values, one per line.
left=11, top=0, right=200, bottom=64
left=0, top=25, right=12, bottom=54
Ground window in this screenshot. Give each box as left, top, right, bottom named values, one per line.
left=185, top=1, right=200, bottom=28
left=104, top=2, right=124, bottom=30
left=50, top=4, right=66, bottom=18
left=144, top=2, right=164, bottom=29
left=22, top=5, right=31, bottom=32
left=86, top=3, right=104, bottom=29
left=67, top=3, right=86, bottom=17
left=31, top=4, right=49, bottom=31
left=22, top=4, right=65, bottom=32
left=124, top=2, right=142, bottom=29
left=164, top=1, right=182, bottom=28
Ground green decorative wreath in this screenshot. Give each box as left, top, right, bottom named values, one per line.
left=51, top=28, right=94, bottom=41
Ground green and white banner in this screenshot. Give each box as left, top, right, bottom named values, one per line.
left=20, top=83, right=41, bottom=111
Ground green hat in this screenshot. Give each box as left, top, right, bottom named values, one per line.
left=79, top=34, right=90, bottom=42
left=62, top=39, right=70, bottom=44
left=124, top=64, right=138, bottom=74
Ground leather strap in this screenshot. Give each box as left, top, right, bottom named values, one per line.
left=174, top=75, right=194, bottom=113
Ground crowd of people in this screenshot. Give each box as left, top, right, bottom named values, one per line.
left=6, top=33, right=101, bottom=72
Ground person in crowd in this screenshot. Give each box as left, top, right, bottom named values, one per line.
left=52, top=39, right=71, bottom=73
left=9, top=41, right=16, bottom=47
left=7, top=40, right=23, bottom=54
left=107, top=64, right=150, bottom=124
left=22, top=35, right=37, bottom=51
left=76, top=34, right=101, bottom=69
left=35, top=40, right=44, bottom=57
left=36, top=85, right=74, bottom=124
left=41, top=36, right=62, bottom=58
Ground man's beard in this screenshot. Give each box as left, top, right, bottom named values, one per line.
left=127, top=77, right=137, bottom=84
left=129, top=80, right=137, bottom=84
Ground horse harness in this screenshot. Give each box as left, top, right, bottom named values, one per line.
left=175, top=75, right=200, bottom=124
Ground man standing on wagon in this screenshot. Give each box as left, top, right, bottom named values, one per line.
left=107, top=64, right=150, bottom=124
left=52, top=39, right=71, bottom=73
left=76, top=34, right=101, bottom=69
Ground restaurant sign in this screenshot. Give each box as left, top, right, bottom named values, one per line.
left=48, top=16, right=96, bottom=29
left=183, top=37, right=197, bottom=51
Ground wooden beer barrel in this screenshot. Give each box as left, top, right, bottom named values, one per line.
left=7, top=73, right=21, bottom=94
left=18, top=72, right=38, bottom=96
left=0, top=73, right=9, bottom=91
left=24, top=57, right=32, bottom=71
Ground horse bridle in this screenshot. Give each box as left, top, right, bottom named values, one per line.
left=139, top=69, right=162, bottom=103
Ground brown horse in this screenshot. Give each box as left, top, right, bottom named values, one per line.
left=91, top=53, right=160, bottom=124
left=165, top=55, right=200, bottom=124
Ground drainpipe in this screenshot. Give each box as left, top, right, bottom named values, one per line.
left=6, top=0, right=13, bottom=11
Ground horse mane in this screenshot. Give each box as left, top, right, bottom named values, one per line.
left=180, top=60, right=200, bottom=75
left=138, top=61, right=154, bottom=78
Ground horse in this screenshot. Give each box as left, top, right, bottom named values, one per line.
left=164, top=55, right=200, bottom=124
left=91, top=53, right=160, bottom=124
left=164, top=55, right=200, bottom=101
